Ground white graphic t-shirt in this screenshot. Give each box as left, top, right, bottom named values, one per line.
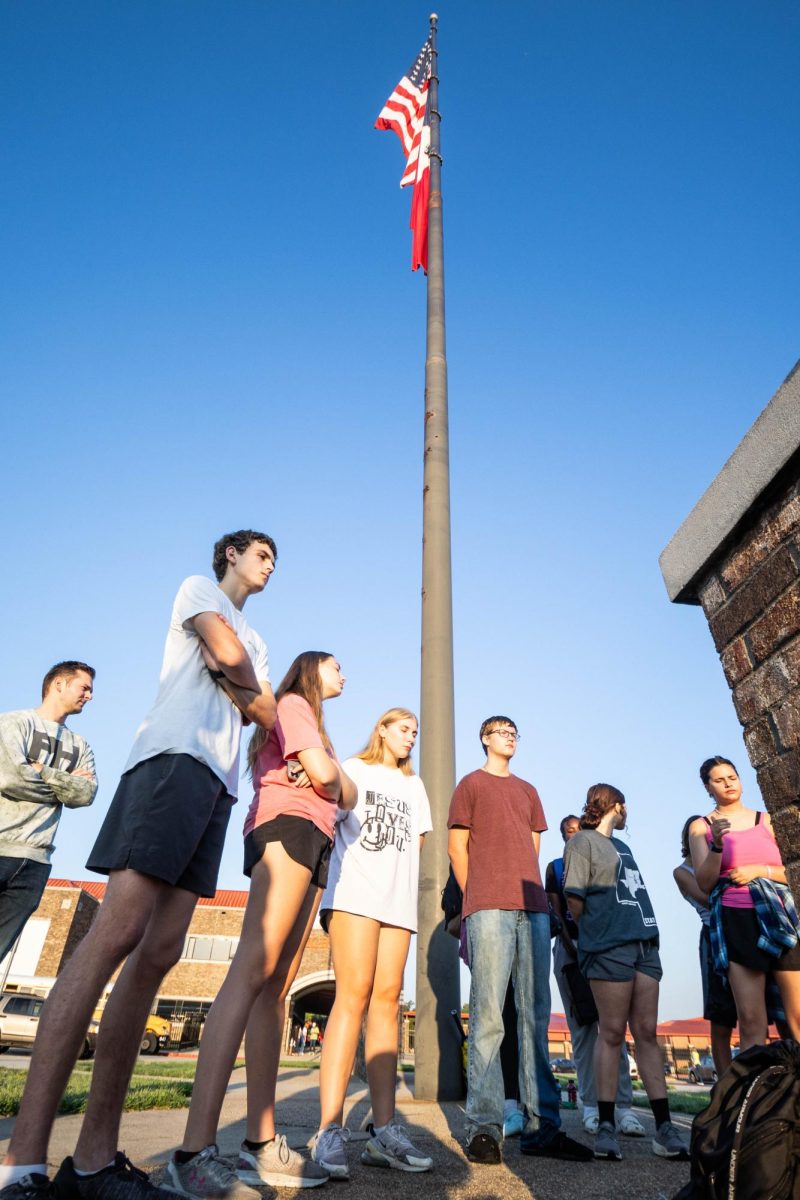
left=124, top=575, right=269, bottom=797
left=320, top=758, right=433, bottom=932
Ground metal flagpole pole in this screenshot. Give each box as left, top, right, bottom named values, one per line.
left=414, top=12, right=463, bottom=1102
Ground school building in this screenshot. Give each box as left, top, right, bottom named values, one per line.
left=2, top=879, right=735, bottom=1067
left=0, top=879, right=335, bottom=1049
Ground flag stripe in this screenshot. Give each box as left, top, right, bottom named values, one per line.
left=375, top=36, right=433, bottom=272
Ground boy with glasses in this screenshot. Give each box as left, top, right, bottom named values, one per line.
left=448, top=717, right=591, bottom=1166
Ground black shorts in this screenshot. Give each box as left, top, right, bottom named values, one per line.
left=722, top=906, right=800, bottom=973
left=699, top=925, right=737, bottom=1027
left=86, top=753, right=234, bottom=898
left=243, top=814, right=331, bottom=887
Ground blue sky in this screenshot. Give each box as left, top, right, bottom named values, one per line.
left=2, top=1, right=798, bottom=1020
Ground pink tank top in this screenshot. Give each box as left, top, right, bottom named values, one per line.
left=705, top=815, right=783, bottom=908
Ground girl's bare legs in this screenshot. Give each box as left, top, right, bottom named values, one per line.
left=773, top=970, right=800, bottom=1040
left=365, top=925, right=411, bottom=1127
left=318, top=914, right=381, bottom=1128
left=627, top=972, right=666, bottom=1101
left=590, top=979, right=634, bottom=1103
left=727, top=962, right=768, bottom=1050
left=244, top=880, right=322, bottom=1142
left=710, top=1023, right=733, bottom=1076
left=181, top=842, right=317, bottom=1151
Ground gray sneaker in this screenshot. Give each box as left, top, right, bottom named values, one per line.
left=652, top=1121, right=690, bottom=1160
left=236, top=1138, right=328, bottom=1189
left=165, top=1147, right=260, bottom=1200
left=361, top=1122, right=433, bottom=1173
left=593, top=1122, right=622, bottom=1161
left=310, top=1127, right=350, bottom=1180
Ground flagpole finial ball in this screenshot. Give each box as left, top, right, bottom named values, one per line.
left=430, top=13, right=438, bottom=21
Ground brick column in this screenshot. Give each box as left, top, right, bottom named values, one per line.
left=695, top=478, right=800, bottom=893
left=661, top=362, right=800, bottom=899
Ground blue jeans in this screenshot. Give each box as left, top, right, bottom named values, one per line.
left=0, top=856, right=50, bottom=962
left=465, top=909, right=561, bottom=1144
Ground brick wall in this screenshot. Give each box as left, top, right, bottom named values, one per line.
left=33, top=885, right=98, bottom=977
left=19, top=882, right=335, bottom=1028
left=696, top=474, right=800, bottom=893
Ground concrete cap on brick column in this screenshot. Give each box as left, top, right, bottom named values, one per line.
left=660, top=360, right=800, bottom=605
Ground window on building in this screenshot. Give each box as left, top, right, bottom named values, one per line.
left=181, top=936, right=239, bottom=962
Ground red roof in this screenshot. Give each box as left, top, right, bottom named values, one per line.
left=46, top=879, right=249, bottom=908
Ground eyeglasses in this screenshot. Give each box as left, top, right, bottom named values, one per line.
left=488, top=729, right=520, bottom=742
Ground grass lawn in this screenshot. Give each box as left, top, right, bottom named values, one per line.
left=0, top=1068, right=193, bottom=1117
left=70, top=1059, right=246, bottom=1080
left=552, top=1073, right=709, bottom=1117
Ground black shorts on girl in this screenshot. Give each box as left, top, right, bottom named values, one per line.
left=721, top=906, right=800, bottom=973
left=86, top=752, right=234, bottom=898
left=699, top=925, right=738, bottom=1026
left=243, top=814, right=331, bottom=886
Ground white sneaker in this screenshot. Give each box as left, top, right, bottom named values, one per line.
left=617, top=1109, right=646, bottom=1137
left=310, top=1125, right=350, bottom=1180
left=361, top=1121, right=432, bottom=1173
left=236, top=1138, right=329, bottom=1189
left=582, top=1106, right=599, bottom=1135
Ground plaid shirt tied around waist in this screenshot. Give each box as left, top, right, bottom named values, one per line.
left=709, top=876, right=800, bottom=973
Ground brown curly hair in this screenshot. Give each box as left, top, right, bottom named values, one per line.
left=212, top=530, right=277, bottom=582
left=580, top=783, right=625, bottom=830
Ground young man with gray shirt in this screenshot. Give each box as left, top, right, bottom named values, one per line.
left=0, top=531, right=277, bottom=1200
left=0, top=662, right=97, bottom=962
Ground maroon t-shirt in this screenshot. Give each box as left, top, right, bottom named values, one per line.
left=447, top=768, right=548, bottom=918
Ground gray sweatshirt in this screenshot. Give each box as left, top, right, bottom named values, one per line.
left=0, top=710, right=97, bottom=863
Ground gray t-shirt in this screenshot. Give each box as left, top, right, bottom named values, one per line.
left=563, top=830, right=658, bottom=952
left=0, top=710, right=97, bottom=863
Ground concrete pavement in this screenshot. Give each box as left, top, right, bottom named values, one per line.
left=0, top=1065, right=692, bottom=1199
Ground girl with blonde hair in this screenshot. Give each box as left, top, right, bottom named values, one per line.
left=311, top=708, right=433, bottom=1177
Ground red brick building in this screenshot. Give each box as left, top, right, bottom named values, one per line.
left=1, top=880, right=335, bottom=1050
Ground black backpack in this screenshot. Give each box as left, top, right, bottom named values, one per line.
left=674, top=1039, right=800, bottom=1200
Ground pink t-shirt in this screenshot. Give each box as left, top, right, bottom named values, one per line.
left=243, top=694, right=339, bottom=842
left=707, top=818, right=783, bottom=909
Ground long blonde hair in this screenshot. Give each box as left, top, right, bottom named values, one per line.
left=247, top=651, right=334, bottom=775
left=355, top=708, right=418, bottom=776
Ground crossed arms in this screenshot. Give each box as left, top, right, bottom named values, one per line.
left=189, top=611, right=276, bottom=730
left=0, top=718, right=97, bottom=810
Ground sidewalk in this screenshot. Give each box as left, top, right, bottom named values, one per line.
left=0, top=1065, right=691, bottom=1200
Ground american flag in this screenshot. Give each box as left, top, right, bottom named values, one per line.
left=375, top=37, right=432, bottom=273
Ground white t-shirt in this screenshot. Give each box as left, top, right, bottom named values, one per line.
left=124, top=575, right=269, bottom=797
left=320, top=758, right=433, bottom=932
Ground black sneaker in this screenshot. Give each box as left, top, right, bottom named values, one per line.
left=53, top=1155, right=176, bottom=1200
left=465, top=1134, right=501, bottom=1165
left=0, top=1176, right=53, bottom=1200
left=520, top=1130, right=593, bottom=1161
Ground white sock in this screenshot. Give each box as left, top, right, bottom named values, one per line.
left=0, top=1166, right=48, bottom=1187
left=372, top=1123, right=387, bottom=1137
left=503, top=1099, right=519, bottom=1118
left=72, top=1161, right=115, bottom=1178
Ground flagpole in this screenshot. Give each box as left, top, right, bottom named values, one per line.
left=415, top=12, right=463, bottom=1102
